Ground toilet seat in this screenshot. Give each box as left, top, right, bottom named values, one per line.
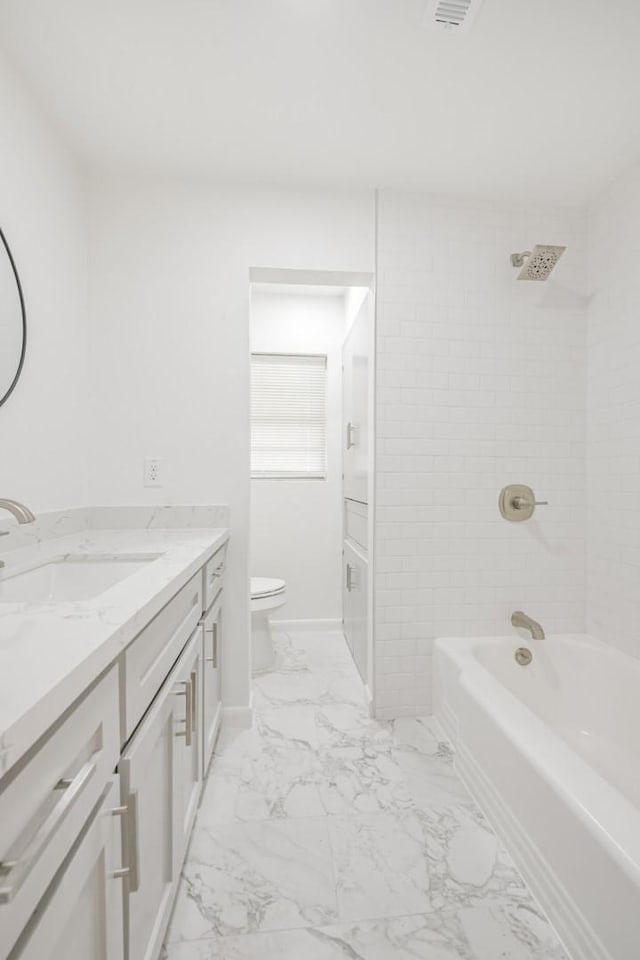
left=251, top=577, right=286, bottom=600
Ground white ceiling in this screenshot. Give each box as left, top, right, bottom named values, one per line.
left=1, top=0, right=640, bottom=204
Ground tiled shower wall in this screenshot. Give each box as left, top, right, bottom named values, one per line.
left=374, top=192, right=588, bottom=718
left=587, top=161, right=640, bottom=658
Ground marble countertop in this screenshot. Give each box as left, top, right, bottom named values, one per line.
left=0, top=521, right=228, bottom=776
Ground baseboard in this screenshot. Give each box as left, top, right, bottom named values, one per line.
left=221, top=694, right=254, bottom=729
left=270, top=618, right=343, bottom=633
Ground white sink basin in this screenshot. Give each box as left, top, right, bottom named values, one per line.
left=0, top=554, right=161, bottom=603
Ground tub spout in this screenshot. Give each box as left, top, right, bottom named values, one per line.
left=511, top=610, right=545, bottom=640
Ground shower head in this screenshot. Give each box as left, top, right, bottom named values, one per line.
left=510, top=244, right=566, bottom=281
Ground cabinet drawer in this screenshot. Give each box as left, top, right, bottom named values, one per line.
left=124, top=573, right=202, bottom=741
left=203, top=543, right=227, bottom=611
left=344, top=499, right=368, bottom=552
left=0, top=667, right=120, bottom=958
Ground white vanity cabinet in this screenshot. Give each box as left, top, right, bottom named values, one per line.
left=8, top=778, right=125, bottom=960
left=119, top=628, right=202, bottom=960
left=0, top=533, right=228, bottom=960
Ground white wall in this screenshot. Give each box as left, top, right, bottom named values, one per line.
left=250, top=290, right=345, bottom=623
left=0, top=51, right=88, bottom=512
left=587, top=160, right=640, bottom=659
left=87, top=178, right=374, bottom=711
left=374, top=192, right=588, bottom=718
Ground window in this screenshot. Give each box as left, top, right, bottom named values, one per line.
left=251, top=353, right=327, bottom=478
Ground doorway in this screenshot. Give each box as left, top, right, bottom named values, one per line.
left=248, top=267, right=375, bottom=711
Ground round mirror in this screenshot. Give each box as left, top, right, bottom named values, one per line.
left=0, top=226, right=26, bottom=408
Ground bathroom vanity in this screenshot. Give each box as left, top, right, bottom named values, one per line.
left=0, top=511, right=228, bottom=960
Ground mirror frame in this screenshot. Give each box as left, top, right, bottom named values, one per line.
left=0, top=224, right=26, bottom=409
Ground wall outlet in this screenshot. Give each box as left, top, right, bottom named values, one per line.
left=143, top=457, right=164, bottom=487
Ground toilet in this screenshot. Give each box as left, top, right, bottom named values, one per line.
left=250, top=577, right=287, bottom=673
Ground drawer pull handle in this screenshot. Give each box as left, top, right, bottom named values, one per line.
left=210, top=564, right=225, bottom=583
left=346, top=563, right=356, bottom=592
left=205, top=623, right=218, bottom=668
left=190, top=670, right=198, bottom=733
left=174, top=680, right=193, bottom=746
left=0, top=758, right=97, bottom=905
left=109, top=791, right=139, bottom=892
left=346, top=422, right=357, bottom=449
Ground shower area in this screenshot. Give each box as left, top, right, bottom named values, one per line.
left=372, top=192, right=588, bottom=721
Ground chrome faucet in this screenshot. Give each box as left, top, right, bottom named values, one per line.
left=0, top=499, right=36, bottom=526
left=0, top=499, right=36, bottom=568
left=511, top=610, right=545, bottom=640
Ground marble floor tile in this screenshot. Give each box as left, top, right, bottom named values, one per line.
left=253, top=703, right=320, bottom=751
left=166, top=818, right=338, bottom=941
left=198, top=743, right=325, bottom=824
left=273, top=631, right=354, bottom=673
left=395, top=746, right=473, bottom=812
left=417, top=804, right=530, bottom=913
left=315, top=702, right=401, bottom=814
left=161, top=939, right=222, bottom=959
left=316, top=702, right=394, bottom=750
left=392, top=716, right=453, bottom=758
left=458, top=900, right=569, bottom=960
left=328, top=812, right=432, bottom=920
left=252, top=665, right=366, bottom=710
left=329, top=805, right=530, bottom=922
left=393, top=716, right=474, bottom=812
left=318, top=742, right=414, bottom=816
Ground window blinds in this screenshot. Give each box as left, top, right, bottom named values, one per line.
left=251, top=353, right=327, bottom=478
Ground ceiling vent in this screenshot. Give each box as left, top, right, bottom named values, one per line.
left=423, top=0, right=484, bottom=32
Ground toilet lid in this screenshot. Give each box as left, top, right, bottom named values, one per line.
left=251, top=577, right=286, bottom=600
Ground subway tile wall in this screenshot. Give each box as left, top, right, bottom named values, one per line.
left=587, top=161, right=640, bottom=658
left=374, top=192, right=588, bottom=718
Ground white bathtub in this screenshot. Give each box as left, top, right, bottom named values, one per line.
left=435, top=633, right=640, bottom=960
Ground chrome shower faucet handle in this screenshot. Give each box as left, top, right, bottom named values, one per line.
left=498, top=484, right=548, bottom=522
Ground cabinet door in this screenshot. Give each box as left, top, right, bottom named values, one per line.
left=343, top=540, right=368, bottom=684
left=343, top=293, right=372, bottom=505
left=120, top=629, right=200, bottom=960
left=10, top=778, right=124, bottom=960
left=174, top=632, right=203, bottom=860
left=202, top=594, right=223, bottom=774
